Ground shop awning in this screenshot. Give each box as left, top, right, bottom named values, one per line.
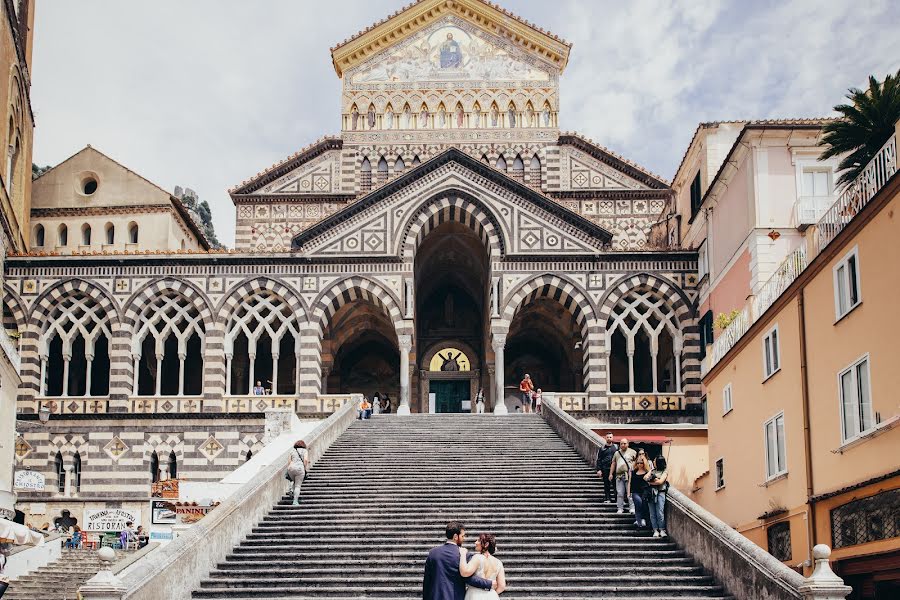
left=611, top=435, right=672, bottom=444
left=0, top=519, right=45, bottom=545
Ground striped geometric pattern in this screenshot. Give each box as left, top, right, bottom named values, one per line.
left=598, top=273, right=699, bottom=402
left=302, top=277, right=408, bottom=400
left=401, top=193, right=504, bottom=260
left=123, top=279, right=216, bottom=407
left=20, top=279, right=119, bottom=402
left=500, top=273, right=603, bottom=397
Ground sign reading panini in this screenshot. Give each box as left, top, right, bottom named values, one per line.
left=84, top=508, right=141, bottom=532
left=14, top=470, right=45, bottom=491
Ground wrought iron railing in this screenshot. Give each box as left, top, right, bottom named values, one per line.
left=810, top=133, right=897, bottom=256
left=707, top=132, right=898, bottom=371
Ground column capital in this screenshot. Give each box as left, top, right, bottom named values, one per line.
left=491, top=333, right=507, bottom=351
left=398, top=334, right=413, bottom=352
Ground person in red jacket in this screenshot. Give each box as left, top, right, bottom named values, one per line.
left=518, top=374, right=534, bottom=413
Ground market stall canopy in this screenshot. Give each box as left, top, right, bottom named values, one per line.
left=0, top=519, right=45, bottom=545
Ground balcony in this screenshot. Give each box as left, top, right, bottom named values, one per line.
left=794, top=195, right=835, bottom=229
left=708, top=131, right=897, bottom=373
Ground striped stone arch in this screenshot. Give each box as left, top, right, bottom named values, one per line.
left=598, top=273, right=699, bottom=400
left=122, top=278, right=216, bottom=402
left=2, top=282, right=26, bottom=337
left=400, top=191, right=506, bottom=261
left=310, top=276, right=405, bottom=337
left=18, top=279, right=120, bottom=401
left=500, top=274, right=603, bottom=397
left=215, top=276, right=306, bottom=321
left=302, top=276, right=409, bottom=400
left=123, top=278, right=215, bottom=330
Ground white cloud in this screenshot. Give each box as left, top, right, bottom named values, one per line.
left=32, top=1, right=899, bottom=245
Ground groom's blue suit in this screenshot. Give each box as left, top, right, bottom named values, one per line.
left=422, top=542, right=493, bottom=600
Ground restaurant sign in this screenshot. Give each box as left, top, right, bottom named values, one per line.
left=14, top=470, right=45, bottom=491
left=84, top=508, right=141, bottom=532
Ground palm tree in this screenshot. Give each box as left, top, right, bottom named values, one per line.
left=819, top=69, right=900, bottom=188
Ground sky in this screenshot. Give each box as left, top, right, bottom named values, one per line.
left=31, top=1, right=900, bottom=247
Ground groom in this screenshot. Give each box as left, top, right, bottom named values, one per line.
left=423, top=521, right=496, bottom=599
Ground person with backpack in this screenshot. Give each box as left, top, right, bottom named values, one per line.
left=644, top=456, right=670, bottom=537
left=608, top=438, right=636, bottom=514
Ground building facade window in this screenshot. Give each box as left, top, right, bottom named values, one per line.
left=699, top=310, right=713, bottom=360
left=715, top=457, right=725, bottom=490
left=762, top=325, right=780, bottom=380
left=72, top=451, right=82, bottom=493
left=133, top=291, right=205, bottom=396
left=41, top=291, right=112, bottom=397
left=128, top=222, right=139, bottom=244
left=55, top=451, right=65, bottom=493
left=168, top=451, right=178, bottom=480
left=764, top=412, right=787, bottom=480
left=105, top=223, right=114, bottom=245
left=767, top=521, right=792, bottom=562
left=801, top=168, right=832, bottom=198
left=830, top=488, right=899, bottom=549
left=833, top=246, right=861, bottom=320
left=34, top=224, right=44, bottom=247
left=607, top=290, right=683, bottom=394
left=689, top=171, right=702, bottom=217
left=58, top=224, right=68, bottom=247
left=839, top=355, right=873, bottom=442
left=150, top=451, right=160, bottom=483
left=697, top=240, right=709, bottom=281
left=225, top=291, right=301, bottom=396
left=722, top=383, right=733, bottom=415
left=81, top=224, right=91, bottom=246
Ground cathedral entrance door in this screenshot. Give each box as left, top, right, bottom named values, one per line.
left=430, top=380, right=468, bottom=413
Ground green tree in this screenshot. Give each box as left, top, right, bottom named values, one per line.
left=819, top=69, right=900, bottom=188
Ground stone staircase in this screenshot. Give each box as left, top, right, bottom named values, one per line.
left=192, top=414, right=734, bottom=599
left=6, top=548, right=121, bottom=600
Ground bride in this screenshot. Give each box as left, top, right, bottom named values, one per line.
left=459, top=533, right=506, bottom=598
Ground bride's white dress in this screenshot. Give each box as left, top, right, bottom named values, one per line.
left=465, top=554, right=503, bottom=600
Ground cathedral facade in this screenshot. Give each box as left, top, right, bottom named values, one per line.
left=9, top=0, right=699, bottom=526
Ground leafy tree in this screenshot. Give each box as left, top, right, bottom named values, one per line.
left=178, top=189, right=223, bottom=249
left=32, top=163, right=52, bottom=179
left=819, top=69, right=900, bottom=188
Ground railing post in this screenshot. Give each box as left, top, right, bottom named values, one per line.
left=79, top=547, right=126, bottom=600
left=798, top=545, right=852, bottom=600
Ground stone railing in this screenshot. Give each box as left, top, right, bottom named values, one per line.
left=79, top=398, right=358, bottom=600
left=707, top=129, right=898, bottom=374
left=540, top=397, right=850, bottom=600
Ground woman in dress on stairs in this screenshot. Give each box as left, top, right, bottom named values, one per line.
left=459, top=533, right=506, bottom=598
left=286, top=440, right=310, bottom=506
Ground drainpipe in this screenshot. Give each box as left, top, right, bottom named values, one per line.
left=798, top=288, right=816, bottom=571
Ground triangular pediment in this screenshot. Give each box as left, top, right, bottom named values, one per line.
left=331, top=0, right=571, bottom=78
left=292, top=149, right=611, bottom=259
left=347, top=16, right=553, bottom=86
left=229, top=137, right=344, bottom=197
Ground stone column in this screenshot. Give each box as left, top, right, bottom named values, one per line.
left=63, top=464, right=73, bottom=498
left=159, top=464, right=169, bottom=482
left=486, top=365, right=495, bottom=412
left=492, top=333, right=507, bottom=414
left=397, top=334, right=412, bottom=415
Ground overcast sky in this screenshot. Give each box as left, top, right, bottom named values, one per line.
left=32, top=1, right=899, bottom=247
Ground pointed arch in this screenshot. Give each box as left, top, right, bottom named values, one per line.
left=399, top=191, right=506, bottom=261
left=395, top=155, right=406, bottom=174
left=495, top=155, right=507, bottom=171
left=360, top=157, right=372, bottom=192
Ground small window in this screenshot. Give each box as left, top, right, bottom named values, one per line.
left=58, top=224, right=68, bottom=247
left=81, top=224, right=91, bottom=246
left=150, top=451, right=160, bottom=483
left=496, top=155, right=507, bottom=171
left=34, top=224, right=44, bottom=247
left=105, top=223, right=114, bottom=245
left=801, top=169, right=831, bottom=197
left=128, top=222, right=139, bottom=244
left=82, top=178, right=98, bottom=195
left=764, top=412, right=787, bottom=479
left=55, top=451, right=65, bottom=493
left=833, top=246, right=861, bottom=320
left=697, top=240, right=709, bottom=281
left=767, top=521, right=792, bottom=562
left=762, top=325, right=780, bottom=380
left=839, top=355, right=874, bottom=442
left=699, top=310, right=714, bottom=360
left=715, top=458, right=725, bottom=490
left=73, top=452, right=82, bottom=493
left=722, top=383, right=733, bottom=415
left=690, top=171, right=703, bottom=217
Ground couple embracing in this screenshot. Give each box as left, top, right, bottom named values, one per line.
left=423, top=521, right=507, bottom=600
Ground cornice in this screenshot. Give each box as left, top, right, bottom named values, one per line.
left=330, top=0, right=571, bottom=78
left=558, top=133, right=670, bottom=189
left=229, top=137, right=343, bottom=197
left=232, top=194, right=356, bottom=205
